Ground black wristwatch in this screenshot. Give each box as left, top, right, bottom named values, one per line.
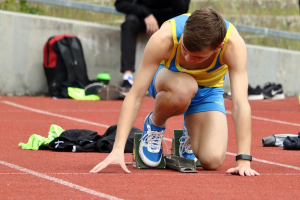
left=236, top=154, right=252, bottom=162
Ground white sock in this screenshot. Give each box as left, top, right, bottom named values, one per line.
left=123, top=74, right=134, bottom=85
left=149, top=113, right=166, bottom=128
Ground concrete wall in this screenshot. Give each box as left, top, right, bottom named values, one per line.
left=0, top=10, right=122, bottom=95
left=0, top=10, right=299, bottom=96
left=223, top=44, right=300, bottom=96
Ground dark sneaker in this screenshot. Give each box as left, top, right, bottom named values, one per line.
left=248, top=85, right=264, bottom=100
left=121, top=80, right=133, bottom=88
left=223, top=91, right=231, bottom=100
left=139, top=112, right=165, bottom=167
left=84, top=82, right=103, bottom=96
left=262, top=83, right=285, bottom=100
left=97, top=85, right=128, bottom=100
left=120, top=80, right=132, bottom=93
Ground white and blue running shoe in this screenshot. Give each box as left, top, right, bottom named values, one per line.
left=139, top=112, right=165, bottom=167
left=179, top=122, right=198, bottom=162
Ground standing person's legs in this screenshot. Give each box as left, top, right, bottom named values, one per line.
left=120, top=14, right=145, bottom=87
left=185, top=110, right=228, bottom=170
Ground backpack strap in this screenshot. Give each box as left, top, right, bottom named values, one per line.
left=69, top=37, right=91, bottom=88
left=57, top=37, right=91, bottom=88
left=56, top=38, right=76, bottom=85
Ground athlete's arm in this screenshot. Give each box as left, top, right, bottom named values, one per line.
left=223, top=26, right=260, bottom=176
left=112, top=23, right=173, bottom=154
left=90, top=23, right=174, bottom=173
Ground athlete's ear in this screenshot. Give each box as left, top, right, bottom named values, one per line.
left=214, top=42, right=225, bottom=52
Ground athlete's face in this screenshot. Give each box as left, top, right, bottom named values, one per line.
left=181, top=42, right=215, bottom=64
left=181, top=40, right=225, bottom=64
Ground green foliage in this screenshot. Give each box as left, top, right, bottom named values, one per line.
left=19, top=1, right=44, bottom=14
left=0, top=0, right=16, bottom=10
left=0, top=0, right=43, bottom=14
left=188, top=0, right=299, bottom=16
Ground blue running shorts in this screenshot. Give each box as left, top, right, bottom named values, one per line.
left=148, top=64, right=226, bottom=118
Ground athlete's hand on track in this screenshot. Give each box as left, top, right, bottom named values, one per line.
left=226, top=160, right=260, bottom=177
left=226, top=160, right=260, bottom=176
left=226, top=166, right=260, bottom=176
left=90, top=150, right=131, bottom=173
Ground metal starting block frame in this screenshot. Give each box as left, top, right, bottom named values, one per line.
left=165, top=154, right=197, bottom=173
left=171, top=129, right=201, bottom=167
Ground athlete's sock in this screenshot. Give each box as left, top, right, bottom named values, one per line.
left=149, top=113, right=166, bottom=128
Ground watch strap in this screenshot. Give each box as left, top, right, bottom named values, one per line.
left=236, top=154, right=252, bottom=161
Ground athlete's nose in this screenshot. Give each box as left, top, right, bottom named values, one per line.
left=185, top=55, right=195, bottom=63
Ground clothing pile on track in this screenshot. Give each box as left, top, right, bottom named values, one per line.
left=19, top=124, right=142, bottom=153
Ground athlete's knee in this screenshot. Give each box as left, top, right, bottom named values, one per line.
left=171, top=88, right=193, bottom=106
left=171, top=77, right=197, bottom=102
left=199, top=153, right=225, bottom=170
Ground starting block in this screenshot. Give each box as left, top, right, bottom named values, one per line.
left=132, top=133, right=166, bottom=169
left=132, top=130, right=200, bottom=172
left=171, top=129, right=201, bottom=167
left=165, top=154, right=197, bottom=173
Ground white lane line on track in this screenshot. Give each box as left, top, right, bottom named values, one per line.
left=1, top=101, right=110, bottom=128
left=2, top=100, right=300, bottom=172
left=3, top=101, right=299, bottom=128
left=226, top=110, right=300, bottom=127
left=0, top=161, right=122, bottom=200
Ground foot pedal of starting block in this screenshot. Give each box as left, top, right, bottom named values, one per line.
left=171, top=129, right=201, bottom=167
left=165, top=154, right=198, bottom=173
left=132, top=133, right=166, bottom=169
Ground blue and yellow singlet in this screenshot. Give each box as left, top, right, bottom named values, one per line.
left=162, top=14, right=233, bottom=88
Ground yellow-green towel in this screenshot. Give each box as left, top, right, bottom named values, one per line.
left=19, top=124, right=64, bottom=150
left=68, top=87, right=100, bottom=101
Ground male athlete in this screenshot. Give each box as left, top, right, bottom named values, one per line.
left=91, top=8, right=260, bottom=176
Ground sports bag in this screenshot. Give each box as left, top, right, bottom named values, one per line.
left=43, top=35, right=92, bottom=98
left=283, top=132, right=300, bottom=150
left=262, top=134, right=298, bottom=147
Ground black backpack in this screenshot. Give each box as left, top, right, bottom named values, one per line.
left=43, top=35, right=92, bottom=98
left=283, top=132, right=300, bottom=150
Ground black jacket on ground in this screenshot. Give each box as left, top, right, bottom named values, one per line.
left=96, top=124, right=142, bottom=153
left=39, top=125, right=142, bottom=153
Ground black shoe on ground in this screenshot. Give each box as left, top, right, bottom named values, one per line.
left=262, top=82, right=285, bottom=100
left=121, top=80, right=133, bottom=88
left=120, top=80, right=133, bottom=93
left=223, top=92, right=231, bottom=100
left=248, top=85, right=264, bottom=100
left=84, top=82, right=103, bottom=96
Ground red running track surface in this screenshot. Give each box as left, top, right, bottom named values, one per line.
left=0, top=95, right=299, bottom=199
